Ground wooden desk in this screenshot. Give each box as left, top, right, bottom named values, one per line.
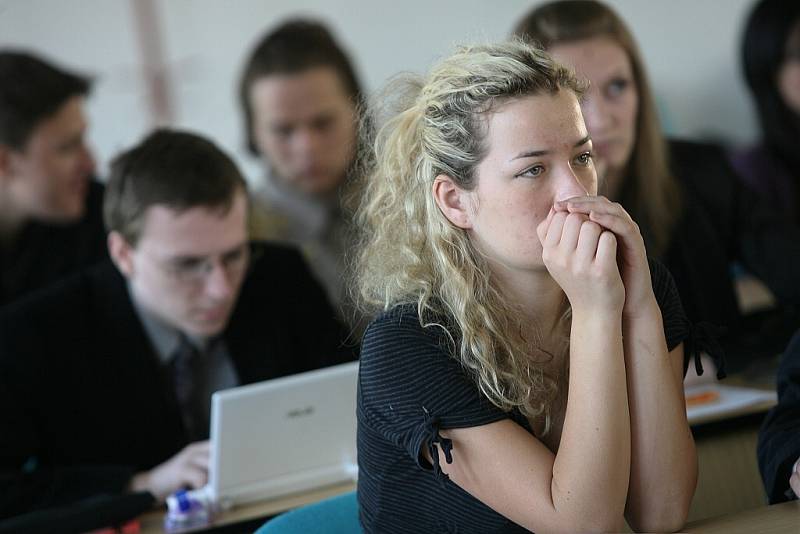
left=138, top=481, right=356, bottom=533
left=686, top=380, right=777, bottom=523
left=137, top=373, right=777, bottom=531
left=684, top=500, right=799, bottom=533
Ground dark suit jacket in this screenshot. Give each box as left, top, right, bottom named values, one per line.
left=758, top=330, right=800, bottom=503
left=0, top=241, right=357, bottom=519
left=0, top=180, right=108, bottom=307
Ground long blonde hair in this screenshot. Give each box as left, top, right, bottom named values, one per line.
left=353, top=40, right=582, bottom=422
left=513, top=0, right=681, bottom=257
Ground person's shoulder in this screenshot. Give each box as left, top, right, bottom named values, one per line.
left=0, top=262, right=125, bottom=368
left=729, top=143, right=766, bottom=166
left=667, top=137, right=742, bottom=209
left=238, top=241, right=324, bottom=305
left=667, top=138, right=731, bottom=178
left=667, top=137, right=727, bottom=160
left=248, top=195, right=295, bottom=242
left=360, top=305, right=440, bottom=377
left=728, top=144, right=764, bottom=182
left=366, top=303, right=431, bottom=334
left=730, top=144, right=792, bottom=192
left=247, top=240, right=308, bottom=275
left=647, top=257, right=680, bottom=303
left=646, top=256, right=692, bottom=352
left=778, top=330, right=800, bottom=378
left=0, top=261, right=119, bottom=327
left=647, top=256, right=685, bottom=314
left=250, top=239, right=302, bottom=258
left=363, top=303, right=455, bottom=354
left=647, top=256, right=671, bottom=284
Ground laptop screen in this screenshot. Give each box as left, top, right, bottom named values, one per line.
left=208, top=361, right=359, bottom=508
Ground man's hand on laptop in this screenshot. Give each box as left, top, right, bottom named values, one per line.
left=128, top=441, right=211, bottom=502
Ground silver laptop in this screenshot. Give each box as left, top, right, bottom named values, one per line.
left=207, top=361, right=359, bottom=509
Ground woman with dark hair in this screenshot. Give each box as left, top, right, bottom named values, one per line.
left=239, top=19, right=363, bottom=328
left=732, top=0, right=800, bottom=223
left=514, top=0, right=800, bottom=374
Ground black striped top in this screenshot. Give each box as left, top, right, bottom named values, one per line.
left=356, top=259, right=690, bottom=533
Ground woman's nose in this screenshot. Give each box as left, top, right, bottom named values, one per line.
left=553, top=167, right=590, bottom=203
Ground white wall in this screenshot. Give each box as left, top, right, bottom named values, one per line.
left=0, top=0, right=759, bottom=182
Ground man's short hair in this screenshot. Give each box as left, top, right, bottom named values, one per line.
left=238, top=18, right=363, bottom=156
left=0, top=50, right=91, bottom=150
left=104, top=129, right=248, bottom=246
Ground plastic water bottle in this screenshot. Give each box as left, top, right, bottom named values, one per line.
left=164, top=487, right=215, bottom=531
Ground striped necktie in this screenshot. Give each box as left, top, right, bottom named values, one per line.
left=171, top=336, right=210, bottom=442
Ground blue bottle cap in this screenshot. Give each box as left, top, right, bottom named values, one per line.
left=176, top=490, right=192, bottom=512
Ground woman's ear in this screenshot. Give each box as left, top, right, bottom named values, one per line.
left=433, top=174, right=472, bottom=229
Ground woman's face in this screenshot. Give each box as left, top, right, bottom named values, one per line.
left=250, top=66, right=358, bottom=195
left=464, top=90, right=597, bottom=273
left=778, top=21, right=800, bottom=115
left=548, top=37, right=639, bottom=187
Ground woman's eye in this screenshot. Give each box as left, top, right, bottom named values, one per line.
left=271, top=124, right=293, bottom=139
left=518, top=164, right=544, bottom=178
left=606, top=78, right=629, bottom=98
left=574, top=152, right=593, bottom=166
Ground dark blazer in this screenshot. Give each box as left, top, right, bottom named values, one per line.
left=758, top=330, right=800, bottom=503
left=0, top=242, right=357, bottom=519
left=0, top=180, right=108, bottom=307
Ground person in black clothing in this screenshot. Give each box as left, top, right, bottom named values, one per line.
left=731, top=0, right=800, bottom=224
left=514, top=0, right=800, bottom=374
left=352, top=40, right=697, bottom=533
left=758, top=330, right=800, bottom=503
left=0, top=51, right=107, bottom=305
left=0, top=130, right=356, bottom=520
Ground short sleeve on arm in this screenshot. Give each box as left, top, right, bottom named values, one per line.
left=649, top=258, right=726, bottom=378
left=358, top=306, right=511, bottom=478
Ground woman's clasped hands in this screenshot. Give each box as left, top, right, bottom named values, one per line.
left=537, top=195, right=655, bottom=317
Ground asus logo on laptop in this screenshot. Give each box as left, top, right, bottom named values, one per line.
left=286, top=406, right=315, bottom=418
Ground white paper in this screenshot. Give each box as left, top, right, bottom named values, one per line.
left=685, top=383, right=777, bottom=425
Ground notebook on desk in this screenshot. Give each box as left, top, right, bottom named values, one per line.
left=685, top=383, right=777, bottom=426
left=207, top=361, right=359, bottom=509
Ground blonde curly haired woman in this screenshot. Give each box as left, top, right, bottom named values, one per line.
left=353, top=40, right=697, bottom=533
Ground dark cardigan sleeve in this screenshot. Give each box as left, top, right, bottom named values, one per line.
left=758, top=331, right=800, bottom=503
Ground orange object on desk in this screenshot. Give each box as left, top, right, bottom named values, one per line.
left=685, top=390, right=721, bottom=407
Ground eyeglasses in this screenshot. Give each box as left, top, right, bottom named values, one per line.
left=158, top=244, right=253, bottom=286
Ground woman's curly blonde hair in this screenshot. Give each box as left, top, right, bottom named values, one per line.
left=352, top=40, right=583, bottom=425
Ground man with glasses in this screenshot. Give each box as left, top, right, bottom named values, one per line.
left=0, top=129, right=356, bottom=519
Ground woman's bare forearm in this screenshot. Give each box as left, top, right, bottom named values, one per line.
left=551, top=310, right=630, bottom=530
left=623, top=300, right=697, bottom=532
